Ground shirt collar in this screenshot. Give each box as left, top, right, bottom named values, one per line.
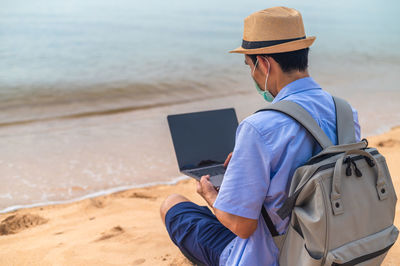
left=272, top=77, right=321, bottom=103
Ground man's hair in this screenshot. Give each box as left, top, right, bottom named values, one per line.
left=248, top=48, right=309, bottom=73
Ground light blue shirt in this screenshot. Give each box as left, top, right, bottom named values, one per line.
left=214, top=77, right=361, bottom=266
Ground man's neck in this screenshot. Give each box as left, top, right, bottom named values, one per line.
left=273, top=70, right=310, bottom=96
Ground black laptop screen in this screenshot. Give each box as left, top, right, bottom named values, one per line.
left=167, top=108, right=238, bottom=171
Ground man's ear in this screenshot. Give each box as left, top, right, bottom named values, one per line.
left=258, top=56, right=281, bottom=75
left=256, top=55, right=270, bottom=75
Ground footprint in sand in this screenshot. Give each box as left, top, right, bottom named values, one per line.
left=377, top=138, right=400, bottom=148
left=90, top=198, right=106, bottom=208
left=0, top=213, right=48, bottom=235
left=130, top=192, right=156, bottom=201
left=95, top=225, right=125, bottom=241
left=132, top=258, right=146, bottom=265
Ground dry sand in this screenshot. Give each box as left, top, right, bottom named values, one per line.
left=0, top=127, right=399, bottom=266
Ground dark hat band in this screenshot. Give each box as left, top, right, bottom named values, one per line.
left=242, top=36, right=306, bottom=49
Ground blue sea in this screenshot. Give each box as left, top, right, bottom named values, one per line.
left=0, top=0, right=399, bottom=212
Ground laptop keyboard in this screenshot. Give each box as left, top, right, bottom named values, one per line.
left=188, top=165, right=226, bottom=177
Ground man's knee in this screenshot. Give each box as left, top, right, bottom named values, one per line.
left=160, top=194, right=190, bottom=224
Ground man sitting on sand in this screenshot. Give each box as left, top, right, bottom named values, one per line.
left=160, top=6, right=360, bottom=265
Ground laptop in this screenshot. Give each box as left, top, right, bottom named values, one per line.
left=167, top=108, right=238, bottom=188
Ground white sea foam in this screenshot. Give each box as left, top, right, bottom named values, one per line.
left=0, top=175, right=188, bottom=214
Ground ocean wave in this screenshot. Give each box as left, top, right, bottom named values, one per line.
left=0, top=79, right=249, bottom=127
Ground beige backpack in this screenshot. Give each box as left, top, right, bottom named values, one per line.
left=258, top=97, right=398, bottom=265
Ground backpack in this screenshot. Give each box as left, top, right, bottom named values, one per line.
left=257, top=96, right=398, bottom=266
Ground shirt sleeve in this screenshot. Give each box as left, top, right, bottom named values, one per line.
left=213, top=120, right=271, bottom=220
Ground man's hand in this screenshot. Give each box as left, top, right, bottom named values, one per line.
left=224, top=152, right=233, bottom=168
left=196, top=152, right=258, bottom=239
left=196, top=172, right=258, bottom=239
left=196, top=175, right=218, bottom=208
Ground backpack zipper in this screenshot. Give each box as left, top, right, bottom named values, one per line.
left=312, top=150, right=378, bottom=175
left=305, top=147, right=375, bottom=166
left=277, top=150, right=379, bottom=220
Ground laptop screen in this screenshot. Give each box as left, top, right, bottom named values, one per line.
left=167, top=108, right=238, bottom=171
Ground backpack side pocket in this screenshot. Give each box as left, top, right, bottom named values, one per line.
left=279, top=225, right=323, bottom=266
left=325, top=225, right=398, bottom=266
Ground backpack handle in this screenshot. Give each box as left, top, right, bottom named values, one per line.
left=331, top=150, right=388, bottom=215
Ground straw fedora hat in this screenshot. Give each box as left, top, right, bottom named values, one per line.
left=230, top=6, right=315, bottom=54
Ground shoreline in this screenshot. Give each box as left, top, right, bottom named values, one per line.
left=1, top=127, right=397, bottom=215
left=0, top=176, right=189, bottom=214
left=0, top=91, right=270, bottom=213
left=0, top=87, right=399, bottom=212
left=0, top=127, right=399, bottom=265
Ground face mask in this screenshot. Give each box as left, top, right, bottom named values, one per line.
left=254, top=80, right=275, bottom=102
left=252, top=57, right=275, bottom=102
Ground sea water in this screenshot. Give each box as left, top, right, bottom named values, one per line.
left=0, top=0, right=399, bottom=211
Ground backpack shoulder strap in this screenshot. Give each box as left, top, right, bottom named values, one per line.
left=261, top=206, right=279, bottom=237
left=332, top=96, right=356, bottom=145
left=256, top=100, right=333, bottom=149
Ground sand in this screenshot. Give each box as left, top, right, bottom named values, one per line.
left=0, top=127, right=399, bottom=266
